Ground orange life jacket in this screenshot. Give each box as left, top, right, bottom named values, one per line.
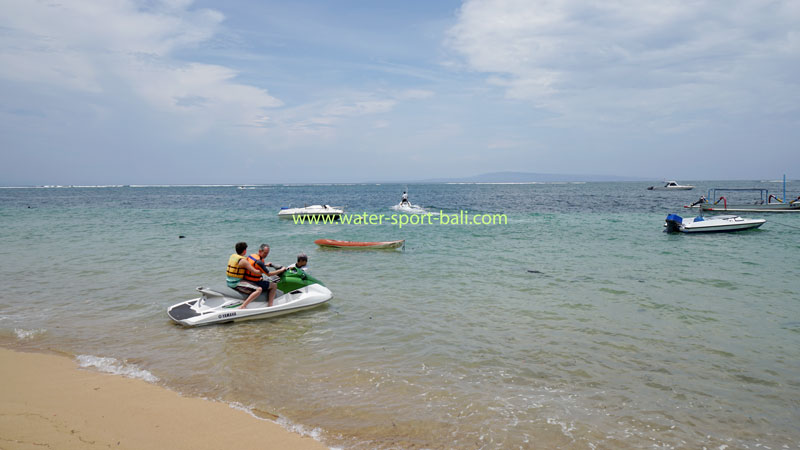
left=243, top=253, right=267, bottom=281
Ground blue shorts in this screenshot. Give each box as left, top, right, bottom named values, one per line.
left=252, top=279, right=272, bottom=291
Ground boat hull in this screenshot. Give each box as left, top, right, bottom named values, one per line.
left=167, top=284, right=332, bottom=327
left=648, top=181, right=694, bottom=190
left=665, top=214, right=765, bottom=233
left=697, top=203, right=800, bottom=213
left=684, top=186, right=800, bottom=212
left=314, top=239, right=404, bottom=249
left=680, top=221, right=765, bottom=232
left=278, top=205, right=344, bottom=219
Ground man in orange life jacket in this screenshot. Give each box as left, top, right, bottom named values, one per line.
left=243, top=243, right=287, bottom=308
left=226, top=242, right=287, bottom=309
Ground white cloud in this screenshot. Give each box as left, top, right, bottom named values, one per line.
left=322, top=99, right=397, bottom=117
left=262, top=87, right=436, bottom=142
left=0, top=0, right=281, bottom=131
left=446, top=0, right=800, bottom=128
left=398, top=89, right=435, bottom=100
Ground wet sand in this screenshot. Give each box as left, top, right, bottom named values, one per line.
left=0, top=348, right=327, bottom=450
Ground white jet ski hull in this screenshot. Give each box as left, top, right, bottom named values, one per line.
left=167, top=284, right=332, bottom=327
left=391, top=203, right=437, bottom=214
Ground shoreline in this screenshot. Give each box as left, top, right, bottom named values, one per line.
left=0, top=347, right=328, bottom=450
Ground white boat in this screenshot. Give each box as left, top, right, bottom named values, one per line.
left=664, top=214, right=765, bottom=233
left=167, top=269, right=332, bottom=327
left=648, top=181, right=694, bottom=190
left=278, top=204, right=344, bottom=219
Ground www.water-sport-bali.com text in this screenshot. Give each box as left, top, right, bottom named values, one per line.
left=292, top=211, right=508, bottom=228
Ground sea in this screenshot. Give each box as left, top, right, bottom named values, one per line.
left=1, top=181, right=798, bottom=449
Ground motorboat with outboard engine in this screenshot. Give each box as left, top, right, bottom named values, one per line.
left=664, top=214, right=765, bottom=233
left=648, top=180, right=694, bottom=190
left=278, top=204, right=344, bottom=219
left=167, top=267, right=332, bottom=326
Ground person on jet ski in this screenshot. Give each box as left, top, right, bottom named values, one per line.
left=226, top=242, right=267, bottom=309
left=287, top=253, right=309, bottom=272
left=296, top=252, right=308, bottom=269
left=243, top=243, right=288, bottom=308
left=401, top=191, right=409, bottom=206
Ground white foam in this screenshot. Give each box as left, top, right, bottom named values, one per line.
left=276, top=416, right=325, bottom=442
left=391, top=203, right=438, bottom=214
left=14, top=328, right=45, bottom=340
left=226, top=401, right=336, bottom=449
left=76, top=355, right=158, bottom=383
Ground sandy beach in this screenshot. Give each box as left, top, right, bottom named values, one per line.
left=0, top=348, right=327, bottom=450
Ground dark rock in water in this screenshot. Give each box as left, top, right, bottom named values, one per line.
left=527, top=269, right=542, bottom=274
left=178, top=235, right=186, bottom=239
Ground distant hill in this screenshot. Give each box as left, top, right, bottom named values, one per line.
left=420, top=171, right=648, bottom=183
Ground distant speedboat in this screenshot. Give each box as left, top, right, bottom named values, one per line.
left=648, top=181, right=694, bottom=190
left=664, top=214, right=765, bottom=233
left=278, top=205, right=344, bottom=219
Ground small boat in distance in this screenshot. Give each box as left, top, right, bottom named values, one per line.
left=664, top=214, right=765, bottom=233
left=314, top=239, right=405, bottom=249
left=684, top=189, right=800, bottom=213
left=648, top=180, right=694, bottom=190
left=278, top=205, right=344, bottom=219
left=684, top=176, right=799, bottom=213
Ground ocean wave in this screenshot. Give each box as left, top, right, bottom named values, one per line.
left=76, top=355, right=158, bottom=383
left=276, top=416, right=327, bottom=443
left=227, top=401, right=334, bottom=448
left=14, top=328, right=46, bottom=340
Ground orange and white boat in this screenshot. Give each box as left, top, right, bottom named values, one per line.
left=314, top=239, right=404, bottom=249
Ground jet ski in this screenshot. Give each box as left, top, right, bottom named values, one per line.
left=391, top=202, right=437, bottom=215
left=167, top=267, right=332, bottom=327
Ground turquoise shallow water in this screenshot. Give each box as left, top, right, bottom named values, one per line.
left=1, top=182, right=799, bottom=449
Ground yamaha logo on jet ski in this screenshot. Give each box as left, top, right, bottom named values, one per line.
left=218, top=312, right=237, bottom=319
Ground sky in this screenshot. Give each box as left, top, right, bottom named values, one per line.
left=0, top=0, right=798, bottom=185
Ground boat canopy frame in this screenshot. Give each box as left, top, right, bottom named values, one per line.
left=705, top=188, right=781, bottom=205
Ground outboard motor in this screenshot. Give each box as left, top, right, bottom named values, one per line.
left=664, top=214, right=683, bottom=233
